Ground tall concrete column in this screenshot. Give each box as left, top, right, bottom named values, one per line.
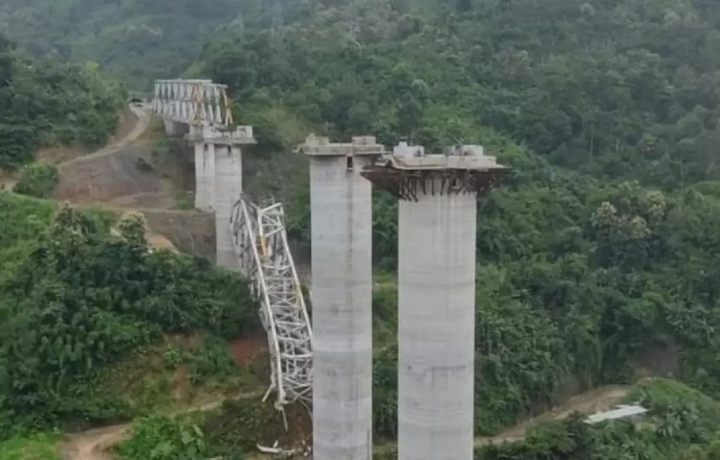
left=188, top=125, right=254, bottom=268
left=361, top=143, right=509, bottom=460
left=193, top=140, right=210, bottom=210
left=194, top=142, right=216, bottom=212
left=215, top=144, right=243, bottom=270
left=302, top=134, right=384, bottom=460
left=398, top=188, right=477, bottom=460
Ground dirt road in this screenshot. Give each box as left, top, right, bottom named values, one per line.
left=371, top=384, right=632, bottom=457
left=53, top=104, right=178, bottom=209
left=1, top=105, right=151, bottom=192
left=60, top=104, right=151, bottom=168
left=60, top=392, right=265, bottom=460
left=61, top=425, right=131, bottom=460
left=52, top=104, right=181, bottom=250
left=58, top=383, right=630, bottom=460
left=474, top=384, right=631, bottom=446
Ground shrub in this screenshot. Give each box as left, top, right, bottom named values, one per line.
left=12, top=163, right=58, bottom=198
left=117, top=415, right=206, bottom=460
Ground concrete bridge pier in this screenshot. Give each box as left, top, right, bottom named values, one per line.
left=188, top=125, right=255, bottom=269
left=300, top=134, right=385, bottom=460
left=361, top=143, right=510, bottom=460
left=191, top=130, right=216, bottom=212
left=163, top=120, right=188, bottom=138
left=214, top=141, right=244, bottom=270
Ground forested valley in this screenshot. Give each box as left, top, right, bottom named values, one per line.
left=3, top=0, right=720, bottom=459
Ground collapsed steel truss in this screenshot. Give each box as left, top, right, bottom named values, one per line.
left=152, top=79, right=234, bottom=127
left=230, top=196, right=313, bottom=412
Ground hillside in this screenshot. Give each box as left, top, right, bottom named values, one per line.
left=0, top=0, right=269, bottom=90
left=3, top=0, right=720, bottom=459
left=0, top=34, right=125, bottom=170
left=0, top=103, right=286, bottom=458
left=0, top=192, right=260, bottom=431
left=189, top=0, right=720, bottom=447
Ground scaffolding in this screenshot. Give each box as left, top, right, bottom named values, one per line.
left=230, top=196, right=313, bottom=419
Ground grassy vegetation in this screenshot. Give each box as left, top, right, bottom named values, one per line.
left=12, top=163, right=59, bottom=198
left=0, top=192, right=261, bottom=439
left=0, top=434, right=61, bottom=460
left=76, top=336, right=265, bottom=421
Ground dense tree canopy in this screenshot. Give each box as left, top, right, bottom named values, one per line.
left=0, top=194, right=259, bottom=437
left=0, top=0, right=254, bottom=89
left=0, top=34, right=125, bottom=169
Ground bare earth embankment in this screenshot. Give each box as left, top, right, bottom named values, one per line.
left=52, top=104, right=204, bottom=253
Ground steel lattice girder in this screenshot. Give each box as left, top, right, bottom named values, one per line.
left=230, top=196, right=313, bottom=408
left=151, top=79, right=234, bottom=126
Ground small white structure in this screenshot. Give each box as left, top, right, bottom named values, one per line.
left=585, top=404, right=648, bottom=424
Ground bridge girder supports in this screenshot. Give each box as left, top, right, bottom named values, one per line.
left=151, top=78, right=255, bottom=270
left=187, top=125, right=256, bottom=270
left=299, top=134, right=386, bottom=460
left=361, top=143, right=510, bottom=460
left=153, top=79, right=234, bottom=127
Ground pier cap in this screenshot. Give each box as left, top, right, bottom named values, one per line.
left=360, top=142, right=511, bottom=201
left=186, top=124, right=256, bottom=145
left=297, top=134, right=387, bottom=157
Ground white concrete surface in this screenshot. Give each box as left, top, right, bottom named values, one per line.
left=193, top=141, right=216, bottom=212
left=214, top=144, right=242, bottom=270
left=398, top=184, right=477, bottom=460
left=310, top=154, right=374, bottom=460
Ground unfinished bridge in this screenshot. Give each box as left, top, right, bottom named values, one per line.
left=153, top=79, right=511, bottom=460
left=152, top=79, right=313, bottom=424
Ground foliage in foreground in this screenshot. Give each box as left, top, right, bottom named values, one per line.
left=117, top=379, right=720, bottom=460
left=0, top=201, right=259, bottom=439
left=117, top=396, right=309, bottom=460
left=0, top=433, right=60, bottom=460
left=5, top=0, right=720, bottom=455
left=116, top=415, right=208, bottom=460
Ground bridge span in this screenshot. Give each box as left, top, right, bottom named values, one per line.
left=152, top=78, right=510, bottom=460
left=151, top=79, right=313, bottom=433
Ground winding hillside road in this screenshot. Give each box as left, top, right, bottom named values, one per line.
left=473, top=385, right=630, bottom=447
left=53, top=104, right=181, bottom=250
left=60, top=104, right=151, bottom=168
left=62, top=425, right=131, bottom=460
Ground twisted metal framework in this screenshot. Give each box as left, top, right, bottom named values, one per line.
left=230, top=196, right=313, bottom=414
left=152, top=79, right=234, bottom=126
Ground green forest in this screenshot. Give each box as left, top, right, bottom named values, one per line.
left=0, top=0, right=260, bottom=90
left=3, top=0, right=720, bottom=458
left=0, top=34, right=125, bottom=169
